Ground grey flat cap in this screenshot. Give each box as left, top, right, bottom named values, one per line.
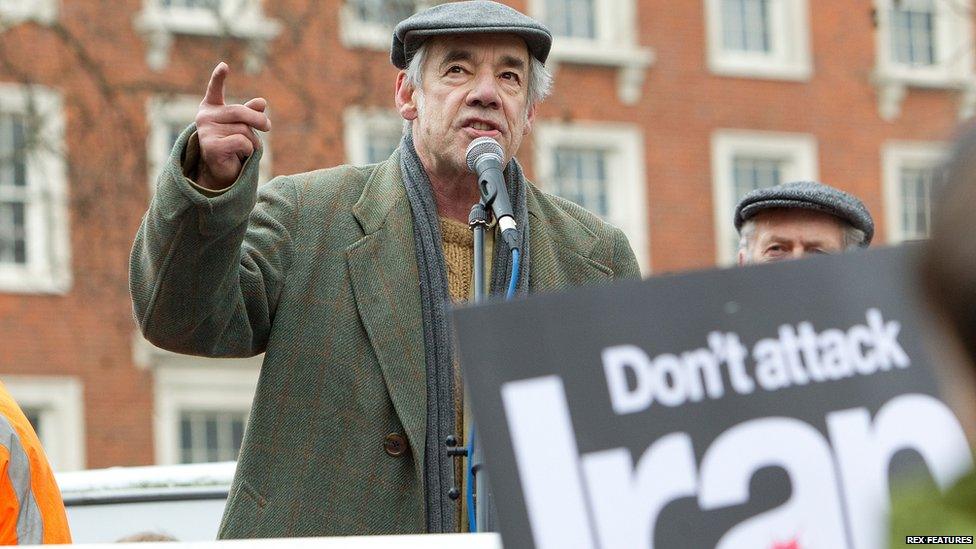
left=391, top=1, right=552, bottom=69
left=734, top=181, right=875, bottom=246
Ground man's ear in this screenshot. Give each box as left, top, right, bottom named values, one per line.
left=395, top=72, right=418, bottom=121
left=737, top=248, right=747, bottom=266
left=523, top=102, right=537, bottom=136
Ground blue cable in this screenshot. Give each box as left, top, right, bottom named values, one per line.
left=467, top=247, right=520, bottom=532
left=506, top=248, right=520, bottom=300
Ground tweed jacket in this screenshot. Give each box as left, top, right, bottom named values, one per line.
left=129, top=128, right=640, bottom=539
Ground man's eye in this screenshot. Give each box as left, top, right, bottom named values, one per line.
left=447, top=65, right=464, bottom=74
left=501, top=71, right=521, bottom=82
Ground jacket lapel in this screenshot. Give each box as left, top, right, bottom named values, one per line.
left=346, top=153, right=428, bottom=476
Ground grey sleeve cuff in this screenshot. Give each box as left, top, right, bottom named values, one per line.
left=188, top=178, right=235, bottom=198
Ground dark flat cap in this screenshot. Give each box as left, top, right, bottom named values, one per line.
left=391, top=1, right=552, bottom=69
left=734, top=181, right=875, bottom=246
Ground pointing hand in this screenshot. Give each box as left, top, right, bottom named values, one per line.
left=193, top=62, right=272, bottom=190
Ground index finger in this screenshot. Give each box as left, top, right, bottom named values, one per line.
left=203, top=62, right=228, bottom=106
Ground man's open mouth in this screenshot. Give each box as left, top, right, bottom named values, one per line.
left=463, top=118, right=501, bottom=133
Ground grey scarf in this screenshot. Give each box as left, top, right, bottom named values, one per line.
left=398, top=131, right=530, bottom=532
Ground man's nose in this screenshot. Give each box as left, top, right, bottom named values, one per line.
left=466, top=71, right=501, bottom=109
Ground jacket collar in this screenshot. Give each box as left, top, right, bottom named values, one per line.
left=352, top=150, right=406, bottom=236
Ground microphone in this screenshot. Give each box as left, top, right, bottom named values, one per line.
left=465, top=137, right=519, bottom=251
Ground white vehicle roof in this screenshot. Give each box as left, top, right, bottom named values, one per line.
left=56, top=462, right=235, bottom=542
left=57, top=461, right=235, bottom=504
left=53, top=462, right=504, bottom=547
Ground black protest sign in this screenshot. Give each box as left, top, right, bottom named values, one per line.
left=453, top=245, right=973, bottom=549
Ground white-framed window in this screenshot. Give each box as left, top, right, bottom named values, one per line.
left=134, top=0, right=281, bottom=72
left=147, top=350, right=260, bottom=465
left=147, top=95, right=272, bottom=193
left=891, top=0, right=937, bottom=66
left=545, top=0, right=598, bottom=39
left=0, top=0, right=57, bottom=27
left=339, top=0, right=422, bottom=50
left=872, top=0, right=975, bottom=120
left=1, top=375, right=85, bottom=471
left=133, top=334, right=261, bottom=465
left=704, top=0, right=812, bottom=80
left=343, top=107, right=402, bottom=165
left=0, top=84, right=70, bottom=294
left=534, top=121, right=649, bottom=274
left=529, top=0, right=655, bottom=104
left=882, top=141, right=946, bottom=243
left=711, top=129, right=819, bottom=265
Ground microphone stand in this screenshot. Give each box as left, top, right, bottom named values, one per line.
left=470, top=203, right=487, bottom=305
left=465, top=200, right=497, bottom=533
left=459, top=138, right=511, bottom=533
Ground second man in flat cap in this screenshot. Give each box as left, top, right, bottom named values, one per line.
left=734, top=181, right=874, bottom=265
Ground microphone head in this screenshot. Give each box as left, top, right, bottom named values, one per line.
left=465, top=137, right=504, bottom=173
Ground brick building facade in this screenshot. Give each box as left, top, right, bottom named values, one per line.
left=0, top=0, right=969, bottom=470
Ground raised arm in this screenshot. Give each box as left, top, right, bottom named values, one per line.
left=129, top=62, right=293, bottom=358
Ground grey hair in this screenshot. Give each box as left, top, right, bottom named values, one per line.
left=403, top=41, right=553, bottom=107
left=842, top=226, right=867, bottom=249
left=737, top=218, right=866, bottom=260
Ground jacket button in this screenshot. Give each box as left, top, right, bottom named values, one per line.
left=384, top=433, right=408, bottom=457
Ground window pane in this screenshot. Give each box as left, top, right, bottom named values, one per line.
left=179, top=415, right=194, bottom=464
left=0, top=114, right=27, bottom=189
left=722, top=0, right=771, bottom=53
left=551, top=147, right=610, bottom=218
left=11, top=115, right=25, bottom=187
left=732, top=156, right=783, bottom=200
left=231, top=417, right=245, bottom=454
left=205, top=416, right=219, bottom=461
left=0, top=202, right=27, bottom=265
left=365, top=128, right=400, bottom=164
left=546, top=0, right=596, bottom=39
left=731, top=155, right=785, bottom=251
left=351, top=0, right=416, bottom=26
left=899, top=166, right=937, bottom=240
left=891, top=0, right=936, bottom=66
left=179, top=410, right=247, bottom=464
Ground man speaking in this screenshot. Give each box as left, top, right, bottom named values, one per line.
left=129, top=0, right=639, bottom=538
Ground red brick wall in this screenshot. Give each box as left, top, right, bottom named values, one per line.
left=0, top=0, right=966, bottom=467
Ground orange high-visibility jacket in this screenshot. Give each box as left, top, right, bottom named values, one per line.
left=0, top=381, right=71, bottom=544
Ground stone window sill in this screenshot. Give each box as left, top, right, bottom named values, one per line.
left=0, top=0, right=57, bottom=29
left=134, top=9, right=281, bottom=73
left=0, top=266, right=71, bottom=295
left=548, top=41, right=656, bottom=105
left=709, top=57, right=811, bottom=82
left=872, top=68, right=976, bottom=121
